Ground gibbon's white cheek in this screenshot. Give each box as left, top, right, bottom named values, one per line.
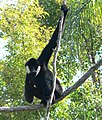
left=36, top=66, right=41, bottom=76
left=26, top=66, right=31, bottom=74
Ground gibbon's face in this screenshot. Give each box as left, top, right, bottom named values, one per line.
left=25, top=58, right=41, bottom=77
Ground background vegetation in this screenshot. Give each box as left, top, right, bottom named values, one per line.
left=0, top=0, right=102, bottom=119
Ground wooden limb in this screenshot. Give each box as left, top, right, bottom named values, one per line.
left=55, top=58, right=102, bottom=103
left=0, top=104, right=44, bottom=113
left=45, top=0, right=67, bottom=120
left=0, top=46, right=102, bottom=113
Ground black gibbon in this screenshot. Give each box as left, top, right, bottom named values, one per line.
left=24, top=5, right=68, bottom=105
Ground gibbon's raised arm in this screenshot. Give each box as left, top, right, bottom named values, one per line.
left=38, top=5, right=68, bottom=65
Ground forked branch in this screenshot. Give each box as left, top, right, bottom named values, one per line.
left=0, top=58, right=102, bottom=113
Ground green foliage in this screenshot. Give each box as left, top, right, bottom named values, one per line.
left=0, top=0, right=102, bottom=119
left=58, top=0, right=102, bottom=83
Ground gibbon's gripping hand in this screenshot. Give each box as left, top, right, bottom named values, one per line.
left=61, top=4, right=69, bottom=15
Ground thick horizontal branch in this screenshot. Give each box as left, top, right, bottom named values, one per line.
left=0, top=104, right=44, bottom=113
left=0, top=59, right=102, bottom=113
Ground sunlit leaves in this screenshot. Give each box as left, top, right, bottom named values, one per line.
left=0, top=0, right=102, bottom=119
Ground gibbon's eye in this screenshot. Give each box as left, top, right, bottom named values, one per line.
left=26, top=66, right=31, bottom=74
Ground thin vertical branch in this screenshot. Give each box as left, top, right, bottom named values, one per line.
left=45, top=0, right=67, bottom=120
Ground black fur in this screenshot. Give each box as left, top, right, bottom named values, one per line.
left=24, top=5, right=68, bottom=105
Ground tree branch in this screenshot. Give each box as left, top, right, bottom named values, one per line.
left=0, top=58, right=102, bottom=113
left=55, top=58, right=102, bottom=103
